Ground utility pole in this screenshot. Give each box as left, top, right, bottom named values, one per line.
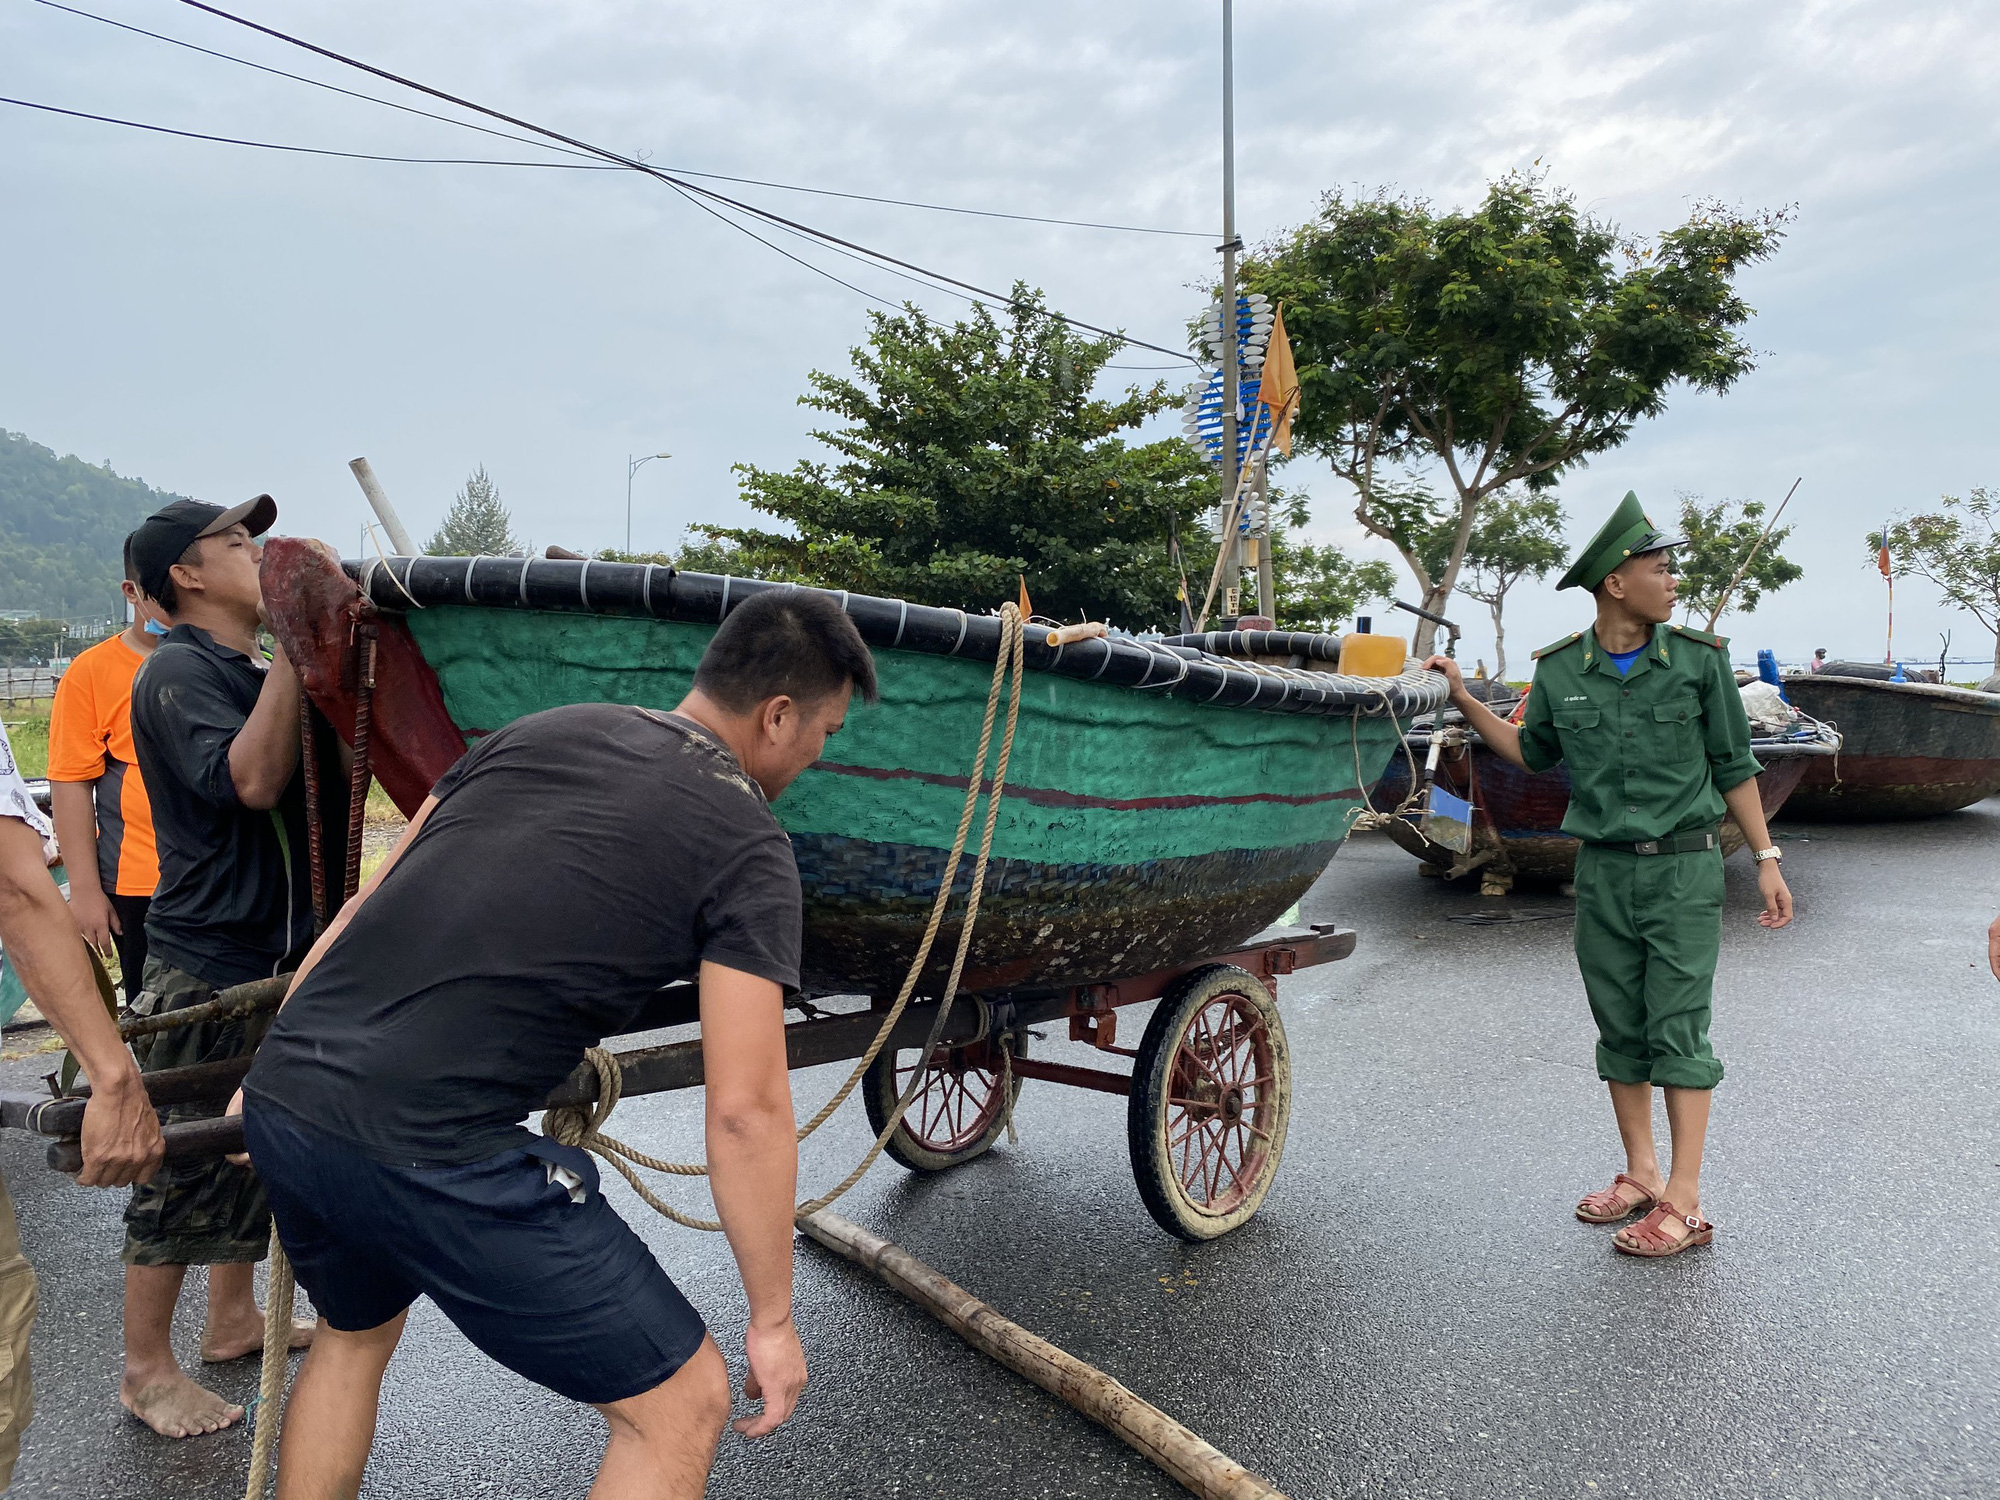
left=1218, top=0, right=1241, bottom=620
left=626, top=452, right=672, bottom=554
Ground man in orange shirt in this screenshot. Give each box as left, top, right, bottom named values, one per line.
left=49, top=540, right=163, bottom=1000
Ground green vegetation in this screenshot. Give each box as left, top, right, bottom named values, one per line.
left=3, top=716, right=49, bottom=780
left=1457, top=491, right=1568, bottom=680
left=706, top=287, right=1217, bottom=629
left=1, top=429, right=194, bottom=619
left=1674, top=494, right=1803, bottom=631
left=1243, top=173, right=1789, bottom=652
left=1877, top=487, right=2000, bottom=670
left=426, top=466, right=522, bottom=556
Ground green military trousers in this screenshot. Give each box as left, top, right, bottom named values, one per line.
left=1572, top=844, right=1726, bottom=1090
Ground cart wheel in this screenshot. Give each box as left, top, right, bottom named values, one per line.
left=1128, top=964, right=1291, bottom=1241
left=863, top=1035, right=1023, bottom=1173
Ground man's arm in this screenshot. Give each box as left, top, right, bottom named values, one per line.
left=1721, top=778, right=1793, bottom=930
left=699, top=960, right=807, bottom=1438
left=0, top=817, right=161, bottom=1188
left=1422, top=655, right=1531, bottom=770
left=49, top=781, right=116, bottom=957
left=227, top=645, right=303, bottom=811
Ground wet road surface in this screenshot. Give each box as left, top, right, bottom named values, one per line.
left=2, top=807, right=1994, bottom=1498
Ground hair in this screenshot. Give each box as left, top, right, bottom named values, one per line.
left=693, top=588, right=878, bottom=714
left=146, top=537, right=206, bottom=616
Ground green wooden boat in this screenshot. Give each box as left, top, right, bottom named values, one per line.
left=264, top=540, right=1445, bottom=995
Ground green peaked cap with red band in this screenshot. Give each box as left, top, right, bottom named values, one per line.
left=1556, top=491, right=1684, bottom=592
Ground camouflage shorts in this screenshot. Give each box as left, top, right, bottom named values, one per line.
left=121, top=958, right=272, bottom=1267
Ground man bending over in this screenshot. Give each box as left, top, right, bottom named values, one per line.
left=236, top=587, right=876, bottom=1498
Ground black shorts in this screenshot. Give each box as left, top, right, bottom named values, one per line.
left=241, top=1097, right=707, bottom=1406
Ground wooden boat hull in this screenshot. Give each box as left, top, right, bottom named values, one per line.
left=1780, top=675, right=2000, bottom=820
left=263, top=542, right=1442, bottom=994
left=1373, top=737, right=1829, bottom=884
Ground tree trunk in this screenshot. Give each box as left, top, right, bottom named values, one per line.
left=1490, top=594, right=1508, bottom=683
left=1990, top=631, right=2000, bottom=674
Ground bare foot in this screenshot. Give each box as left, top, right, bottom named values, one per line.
left=200, top=1315, right=317, bottom=1364
left=120, top=1369, right=244, bottom=1438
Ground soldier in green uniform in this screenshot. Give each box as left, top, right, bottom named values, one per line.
left=1425, top=492, right=1793, bottom=1258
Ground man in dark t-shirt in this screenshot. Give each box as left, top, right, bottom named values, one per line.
left=119, top=496, right=318, bottom=1440
left=237, top=588, right=877, bottom=1498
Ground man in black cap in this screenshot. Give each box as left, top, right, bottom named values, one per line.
left=118, top=496, right=315, bottom=1438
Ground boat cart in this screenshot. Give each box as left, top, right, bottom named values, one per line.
left=4, top=922, right=1352, bottom=1242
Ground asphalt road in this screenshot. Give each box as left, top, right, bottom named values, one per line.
left=2, top=807, right=1995, bottom=1499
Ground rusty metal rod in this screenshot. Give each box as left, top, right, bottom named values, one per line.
left=799, top=1209, right=1290, bottom=1500
left=45, top=1113, right=241, bottom=1176
left=1005, top=1055, right=1132, bottom=1096
left=118, top=976, right=289, bottom=1041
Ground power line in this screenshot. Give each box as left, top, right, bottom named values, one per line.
left=40, top=0, right=1209, bottom=239
left=30, top=0, right=603, bottom=163
left=169, top=0, right=1200, bottom=365
left=0, top=94, right=616, bottom=168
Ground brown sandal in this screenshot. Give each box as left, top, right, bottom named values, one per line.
left=1613, top=1201, right=1714, bottom=1257
left=1575, top=1173, right=1658, bottom=1223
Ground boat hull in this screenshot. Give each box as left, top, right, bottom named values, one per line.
left=1374, top=739, right=1823, bottom=883
left=264, top=542, right=1413, bottom=994
left=1780, top=675, right=2000, bottom=820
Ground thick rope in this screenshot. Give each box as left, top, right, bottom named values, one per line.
left=543, top=604, right=1029, bottom=1226
left=242, top=1231, right=295, bottom=1500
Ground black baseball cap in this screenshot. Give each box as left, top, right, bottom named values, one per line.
left=129, top=495, right=277, bottom=600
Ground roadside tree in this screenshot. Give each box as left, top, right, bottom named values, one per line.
left=1457, top=491, right=1567, bottom=681
left=1243, top=172, right=1789, bottom=652
left=1880, top=487, right=2000, bottom=670
left=1673, top=493, right=1803, bottom=631
left=426, top=466, right=521, bottom=557
left=710, top=288, right=1215, bottom=629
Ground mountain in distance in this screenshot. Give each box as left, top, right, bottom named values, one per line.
left=0, top=428, right=196, bottom=619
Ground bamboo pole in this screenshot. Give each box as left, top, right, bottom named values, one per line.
left=798, top=1209, right=1289, bottom=1500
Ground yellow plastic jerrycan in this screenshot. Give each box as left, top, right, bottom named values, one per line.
left=1336, top=616, right=1407, bottom=677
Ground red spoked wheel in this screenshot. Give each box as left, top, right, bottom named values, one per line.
left=863, top=1036, right=1022, bottom=1173
left=1128, top=965, right=1291, bottom=1240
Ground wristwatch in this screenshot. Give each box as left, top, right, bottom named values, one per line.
left=1752, top=846, right=1783, bottom=864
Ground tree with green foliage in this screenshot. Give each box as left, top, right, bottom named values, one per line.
left=426, top=465, right=520, bottom=557
left=1673, top=493, right=1804, bottom=632
left=0, top=429, right=196, bottom=618
left=710, top=288, right=1215, bottom=628
left=1878, top=488, right=2000, bottom=669
left=1456, top=491, right=1567, bottom=680
left=1265, top=532, right=1397, bottom=633
left=1243, top=172, right=1789, bottom=653
left=595, top=531, right=747, bottom=575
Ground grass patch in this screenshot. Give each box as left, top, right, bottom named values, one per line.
left=3, top=715, right=49, bottom=779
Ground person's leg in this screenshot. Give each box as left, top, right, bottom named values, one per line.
left=0, top=1174, right=40, bottom=1490
left=107, top=894, right=149, bottom=1005
left=121, top=1263, right=242, bottom=1436
left=273, top=1312, right=407, bottom=1500
left=1660, top=1085, right=1713, bottom=1218
left=1606, top=1080, right=1663, bottom=1195
left=590, top=1336, right=732, bottom=1500
left=1573, top=848, right=1660, bottom=1206
left=200, top=1261, right=316, bottom=1363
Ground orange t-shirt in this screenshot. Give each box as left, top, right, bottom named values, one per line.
left=48, top=633, right=160, bottom=897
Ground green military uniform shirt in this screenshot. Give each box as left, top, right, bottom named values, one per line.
left=1519, top=623, right=1762, bottom=844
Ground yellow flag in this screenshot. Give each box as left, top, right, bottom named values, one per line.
left=1018, top=575, right=1033, bottom=619
left=1256, top=304, right=1300, bottom=456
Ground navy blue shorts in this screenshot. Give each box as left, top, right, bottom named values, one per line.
left=241, top=1097, right=707, bottom=1405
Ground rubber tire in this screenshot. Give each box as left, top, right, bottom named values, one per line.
left=1128, top=964, right=1292, bottom=1241
left=862, top=1036, right=1023, bottom=1174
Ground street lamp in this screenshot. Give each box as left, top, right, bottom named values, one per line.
left=626, top=452, right=672, bottom=554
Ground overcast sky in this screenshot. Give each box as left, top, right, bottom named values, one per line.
left=4, top=0, right=1996, bottom=668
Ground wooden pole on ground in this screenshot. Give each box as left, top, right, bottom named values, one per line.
left=798, top=1209, right=1289, bottom=1500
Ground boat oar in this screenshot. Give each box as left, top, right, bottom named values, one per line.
left=799, top=1210, right=1289, bottom=1500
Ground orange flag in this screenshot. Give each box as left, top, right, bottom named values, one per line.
left=1876, top=531, right=1892, bottom=578
left=1255, top=304, right=1300, bottom=456
left=1018, top=575, right=1033, bottom=619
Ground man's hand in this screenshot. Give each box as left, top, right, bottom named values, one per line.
left=76, top=1071, right=163, bottom=1188
left=1986, top=913, right=2000, bottom=982
left=734, top=1315, right=807, bottom=1437
left=1421, top=654, right=1465, bottom=697
left=68, top=885, right=119, bottom=958
left=1755, top=860, right=1794, bottom=929
left=224, top=1086, right=250, bottom=1167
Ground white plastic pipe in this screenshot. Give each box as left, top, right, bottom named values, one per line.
left=348, top=458, right=417, bottom=557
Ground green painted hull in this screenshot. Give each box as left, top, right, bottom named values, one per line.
left=401, top=606, right=1399, bottom=992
